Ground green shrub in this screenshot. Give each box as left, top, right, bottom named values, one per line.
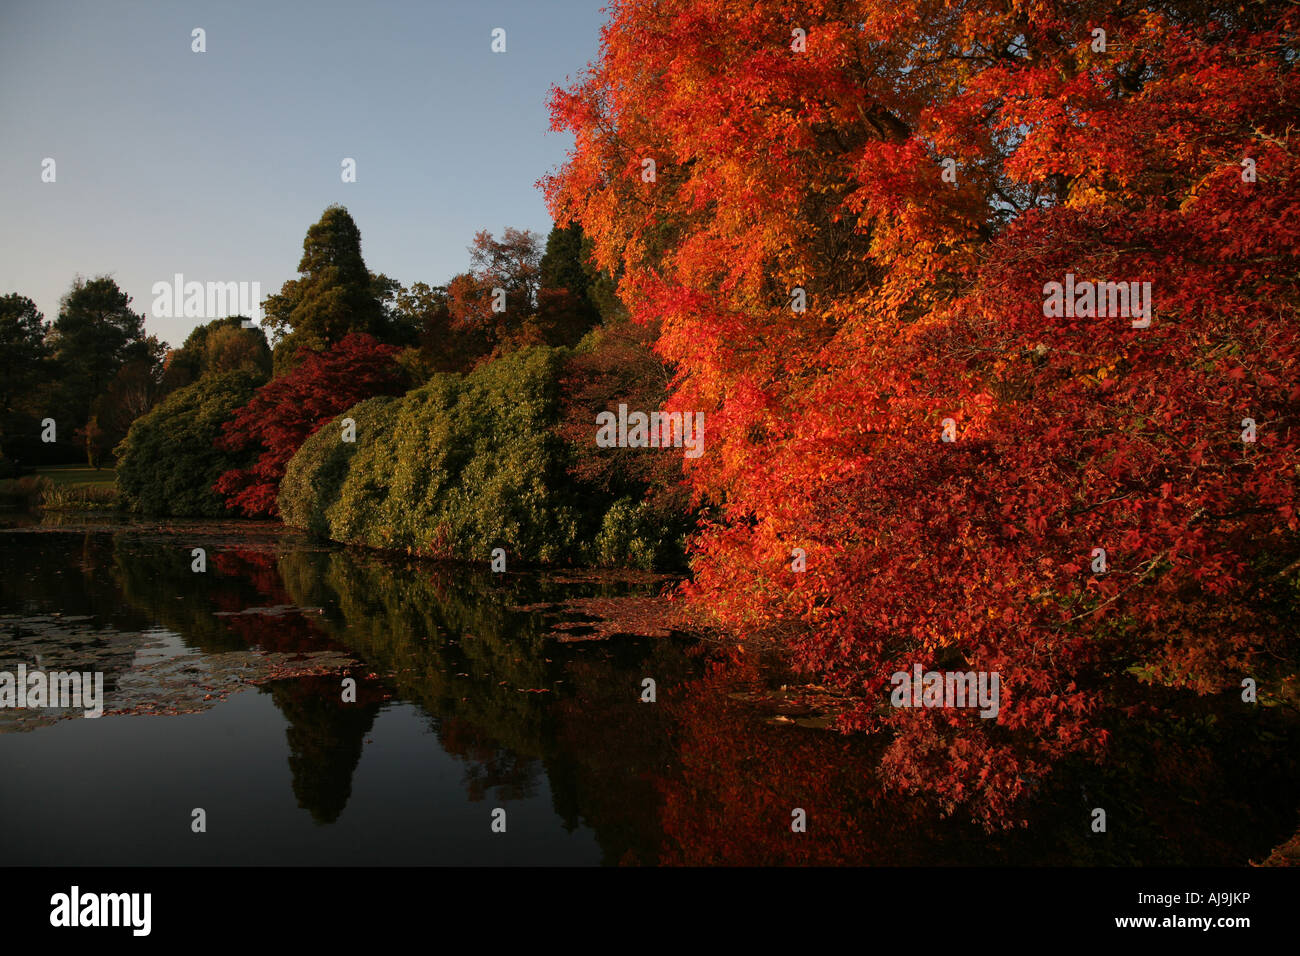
left=593, top=496, right=689, bottom=570
left=327, top=346, right=585, bottom=562
left=280, top=342, right=696, bottom=570
left=114, top=368, right=265, bottom=516
left=278, top=395, right=397, bottom=537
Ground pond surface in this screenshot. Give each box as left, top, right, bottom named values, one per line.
left=1, top=515, right=1296, bottom=865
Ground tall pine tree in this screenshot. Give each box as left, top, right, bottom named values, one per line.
left=263, top=205, right=385, bottom=374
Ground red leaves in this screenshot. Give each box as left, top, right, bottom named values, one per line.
left=547, top=0, right=1300, bottom=826
left=213, top=333, right=405, bottom=517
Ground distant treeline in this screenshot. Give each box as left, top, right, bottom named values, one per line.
left=12, top=206, right=695, bottom=568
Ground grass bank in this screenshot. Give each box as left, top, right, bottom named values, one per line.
left=0, top=466, right=121, bottom=510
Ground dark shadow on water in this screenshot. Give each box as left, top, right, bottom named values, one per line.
left=0, top=518, right=1297, bottom=864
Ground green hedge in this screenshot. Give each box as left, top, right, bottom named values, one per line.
left=115, top=369, right=264, bottom=516
left=309, top=347, right=584, bottom=562
left=593, top=496, right=687, bottom=570
left=278, top=395, right=396, bottom=537
left=280, top=345, right=690, bottom=569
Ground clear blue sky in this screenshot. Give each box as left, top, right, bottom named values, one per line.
left=0, top=0, right=606, bottom=347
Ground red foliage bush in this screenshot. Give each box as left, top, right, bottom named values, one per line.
left=213, top=333, right=406, bottom=517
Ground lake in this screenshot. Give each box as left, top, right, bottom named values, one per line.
left=1, top=515, right=1296, bottom=865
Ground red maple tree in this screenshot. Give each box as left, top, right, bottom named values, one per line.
left=213, top=333, right=406, bottom=517
left=545, top=1, right=1300, bottom=825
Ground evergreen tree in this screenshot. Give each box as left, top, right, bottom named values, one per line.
left=0, top=294, right=51, bottom=463
left=263, top=205, right=385, bottom=373
left=48, top=276, right=153, bottom=450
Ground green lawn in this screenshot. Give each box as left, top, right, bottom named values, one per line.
left=34, top=465, right=118, bottom=487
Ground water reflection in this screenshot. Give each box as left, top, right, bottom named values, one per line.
left=0, top=521, right=1296, bottom=865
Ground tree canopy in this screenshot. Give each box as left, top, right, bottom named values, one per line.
left=48, top=276, right=154, bottom=425
left=0, top=294, right=51, bottom=462
left=263, top=205, right=387, bottom=372
left=213, top=333, right=408, bottom=517
left=545, top=0, right=1300, bottom=825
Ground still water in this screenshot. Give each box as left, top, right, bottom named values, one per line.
left=1, top=516, right=1296, bottom=865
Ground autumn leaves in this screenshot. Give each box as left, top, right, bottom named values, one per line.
left=544, top=1, right=1300, bottom=825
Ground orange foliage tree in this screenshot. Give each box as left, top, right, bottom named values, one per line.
left=545, top=0, right=1300, bottom=825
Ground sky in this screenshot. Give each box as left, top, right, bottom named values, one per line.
left=0, top=0, right=607, bottom=347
